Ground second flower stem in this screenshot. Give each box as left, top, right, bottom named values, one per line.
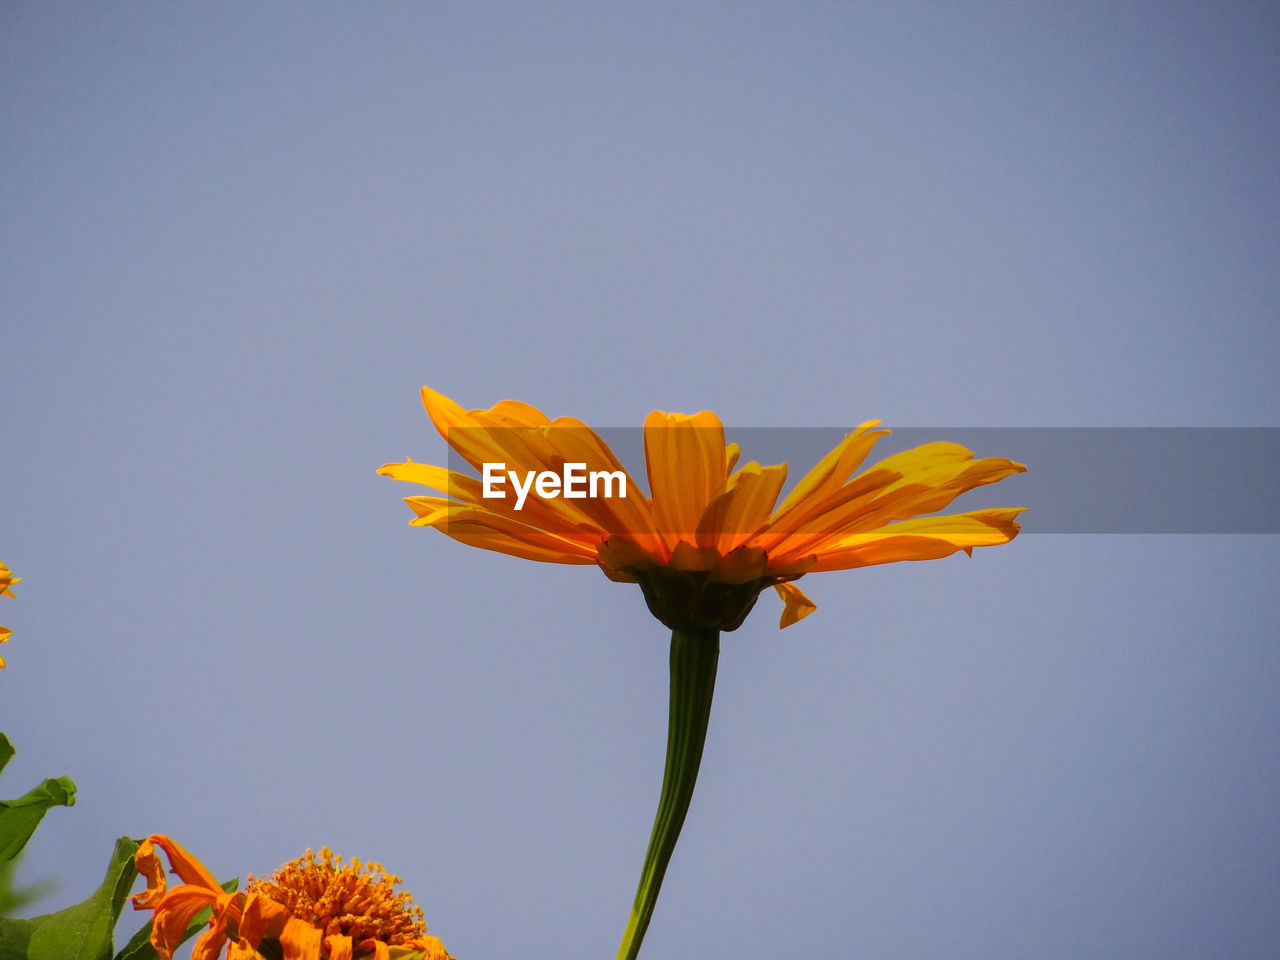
left=615, top=626, right=720, bottom=960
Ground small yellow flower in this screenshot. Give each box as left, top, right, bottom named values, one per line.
left=0, top=562, right=19, bottom=668
left=379, top=387, right=1025, bottom=630
left=131, top=835, right=454, bottom=960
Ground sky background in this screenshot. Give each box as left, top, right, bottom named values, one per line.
left=3, top=3, right=1279, bottom=958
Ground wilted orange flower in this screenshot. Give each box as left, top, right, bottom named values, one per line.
left=131, top=835, right=454, bottom=960
left=379, top=388, right=1025, bottom=630
left=0, top=562, right=19, bottom=668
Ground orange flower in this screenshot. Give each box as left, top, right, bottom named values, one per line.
left=0, top=562, right=19, bottom=668
left=379, top=387, right=1025, bottom=630
left=131, top=835, right=454, bottom=960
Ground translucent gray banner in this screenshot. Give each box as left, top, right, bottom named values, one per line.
left=443, top=428, right=1280, bottom=534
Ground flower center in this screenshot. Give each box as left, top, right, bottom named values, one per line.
left=633, top=564, right=776, bottom=632
left=246, top=848, right=427, bottom=945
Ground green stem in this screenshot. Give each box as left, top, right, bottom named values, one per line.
left=615, top=626, right=720, bottom=960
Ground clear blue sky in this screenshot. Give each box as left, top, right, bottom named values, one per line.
left=3, top=4, right=1278, bottom=958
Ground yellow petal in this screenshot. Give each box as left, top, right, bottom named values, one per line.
left=724, top=442, right=741, bottom=475
left=479, top=399, right=552, bottom=428
left=842, top=455, right=1027, bottom=531
left=773, top=422, right=888, bottom=517
left=695, top=461, right=787, bottom=553
left=420, top=386, right=538, bottom=473
left=416, top=397, right=652, bottom=543
left=131, top=837, right=169, bottom=908
left=808, top=509, right=1025, bottom=571
left=401, top=447, right=612, bottom=545
left=709, top=545, right=769, bottom=584
left=442, top=524, right=597, bottom=565
left=596, top=535, right=664, bottom=582
left=189, top=924, right=230, bottom=960
left=148, top=887, right=222, bottom=959
left=133, top=835, right=222, bottom=907
left=667, top=539, right=722, bottom=573
left=404, top=497, right=600, bottom=565
left=238, top=890, right=290, bottom=945
left=524, top=417, right=659, bottom=544
left=278, top=917, right=324, bottom=960
left=763, top=450, right=1025, bottom=564
left=0, top=562, right=18, bottom=598
left=774, top=581, right=817, bottom=628
left=644, top=410, right=727, bottom=542
left=377, top=460, right=483, bottom=501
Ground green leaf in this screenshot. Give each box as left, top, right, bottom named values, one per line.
left=114, top=876, right=238, bottom=960
left=0, top=735, right=77, bottom=867
left=0, top=836, right=138, bottom=960
left=0, top=738, right=14, bottom=778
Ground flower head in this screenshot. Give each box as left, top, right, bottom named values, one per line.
left=380, top=388, right=1025, bottom=631
left=0, top=562, right=19, bottom=668
left=131, top=835, right=454, bottom=960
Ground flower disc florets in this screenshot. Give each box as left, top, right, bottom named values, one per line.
left=247, top=847, right=427, bottom=946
